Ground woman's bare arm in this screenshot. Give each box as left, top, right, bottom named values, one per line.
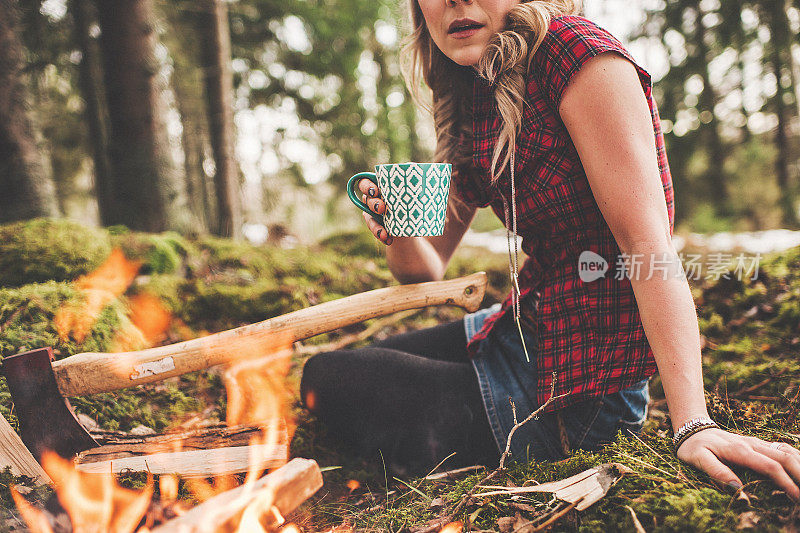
left=559, top=51, right=800, bottom=500
left=357, top=180, right=477, bottom=283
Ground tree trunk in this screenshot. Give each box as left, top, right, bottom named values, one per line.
left=95, top=0, right=177, bottom=232
left=764, top=0, right=796, bottom=227
left=693, top=7, right=730, bottom=213
left=771, top=46, right=794, bottom=227
left=0, top=0, right=60, bottom=223
left=198, top=0, right=241, bottom=238
left=71, top=0, right=115, bottom=226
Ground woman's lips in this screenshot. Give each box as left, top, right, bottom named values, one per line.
left=449, top=26, right=483, bottom=39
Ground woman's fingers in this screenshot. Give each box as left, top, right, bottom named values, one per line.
left=715, top=443, right=800, bottom=501
left=358, top=179, right=382, bottom=201
left=360, top=193, right=386, bottom=215
left=749, top=441, right=800, bottom=488
left=362, top=211, right=393, bottom=245
left=746, top=437, right=800, bottom=460
left=690, top=447, right=744, bottom=490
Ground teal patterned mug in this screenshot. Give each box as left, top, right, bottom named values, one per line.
left=347, top=162, right=452, bottom=237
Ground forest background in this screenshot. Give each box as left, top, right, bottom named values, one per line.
left=2, top=0, right=800, bottom=241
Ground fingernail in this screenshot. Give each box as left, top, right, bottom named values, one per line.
left=726, top=481, right=743, bottom=492
left=368, top=187, right=375, bottom=197
left=377, top=229, right=382, bottom=239
left=374, top=201, right=382, bottom=212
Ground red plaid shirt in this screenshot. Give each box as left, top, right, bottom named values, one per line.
left=456, top=15, right=675, bottom=412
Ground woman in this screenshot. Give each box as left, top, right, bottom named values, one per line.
left=300, top=0, right=800, bottom=499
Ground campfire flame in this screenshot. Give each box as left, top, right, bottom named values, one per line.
left=55, top=248, right=142, bottom=343
left=111, top=291, right=172, bottom=352
left=21, top=248, right=311, bottom=531
left=185, top=331, right=296, bottom=531
left=13, top=451, right=153, bottom=533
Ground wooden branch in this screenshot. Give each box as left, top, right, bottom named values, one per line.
left=424, top=465, right=485, bottom=481
left=0, top=414, right=50, bottom=485
left=76, top=443, right=288, bottom=477
left=151, top=458, right=323, bottom=532
left=500, top=372, right=567, bottom=470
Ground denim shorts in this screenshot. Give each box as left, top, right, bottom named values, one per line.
left=464, top=300, right=650, bottom=463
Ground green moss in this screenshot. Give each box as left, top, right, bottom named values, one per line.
left=0, top=219, right=111, bottom=287
left=112, top=231, right=195, bottom=275
left=318, top=230, right=381, bottom=258
left=0, top=281, right=124, bottom=359
left=71, top=381, right=204, bottom=432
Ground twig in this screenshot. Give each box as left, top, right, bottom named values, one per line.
left=422, top=452, right=458, bottom=480
left=500, top=373, right=568, bottom=469
left=616, top=452, right=673, bottom=480
left=733, top=367, right=787, bottom=398
left=393, top=477, right=432, bottom=502
left=722, top=376, right=740, bottom=431
left=527, top=500, right=578, bottom=532
left=425, top=465, right=484, bottom=481
left=625, top=505, right=647, bottom=533
left=414, top=373, right=567, bottom=533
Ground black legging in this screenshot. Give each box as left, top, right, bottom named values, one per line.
left=300, top=319, right=500, bottom=477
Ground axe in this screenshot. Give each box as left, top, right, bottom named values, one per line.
left=2, top=273, right=487, bottom=462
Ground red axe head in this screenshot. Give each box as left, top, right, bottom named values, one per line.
left=2, top=347, right=98, bottom=461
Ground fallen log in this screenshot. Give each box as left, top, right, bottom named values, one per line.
left=151, top=457, right=323, bottom=532
left=82, top=424, right=276, bottom=461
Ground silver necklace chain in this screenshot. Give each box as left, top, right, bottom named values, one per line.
left=500, top=150, right=531, bottom=363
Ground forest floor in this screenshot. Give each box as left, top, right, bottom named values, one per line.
left=0, top=218, right=798, bottom=532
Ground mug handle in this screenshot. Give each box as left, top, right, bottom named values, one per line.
left=347, top=172, right=384, bottom=225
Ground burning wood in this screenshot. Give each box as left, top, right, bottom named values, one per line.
left=76, top=423, right=289, bottom=477
left=11, top=450, right=154, bottom=533
left=75, top=442, right=289, bottom=477
left=151, top=458, right=323, bottom=533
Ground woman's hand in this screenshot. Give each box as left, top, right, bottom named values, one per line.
left=677, top=427, right=800, bottom=501
left=357, top=179, right=393, bottom=246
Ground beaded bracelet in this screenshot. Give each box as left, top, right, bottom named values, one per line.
left=673, top=416, right=719, bottom=451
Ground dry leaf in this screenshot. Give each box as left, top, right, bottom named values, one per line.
left=737, top=511, right=760, bottom=529
left=497, top=516, right=515, bottom=533
left=476, top=463, right=632, bottom=511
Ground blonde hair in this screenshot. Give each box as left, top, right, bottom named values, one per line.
left=399, top=0, right=582, bottom=193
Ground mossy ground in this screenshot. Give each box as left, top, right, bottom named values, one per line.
left=0, top=219, right=798, bottom=531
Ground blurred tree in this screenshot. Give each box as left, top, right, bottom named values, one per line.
left=70, top=0, right=113, bottom=224
left=95, top=0, right=186, bottom=232
left=230, top=0, right=426, bottom=185
left=0, top=0, right=60, bottom=222
left=160, top=0, right=214, bottom=233
left=757, top=0, right=797, bottom=226
left=198, top=0, right=242, bottom=238
left=638, top=0, right=799, bottom=230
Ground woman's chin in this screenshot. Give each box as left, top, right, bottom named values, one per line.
left=444, top=44, right=485, bottom=67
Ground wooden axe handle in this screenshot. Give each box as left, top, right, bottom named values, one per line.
left=53, top=272, right=488, bottom=397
